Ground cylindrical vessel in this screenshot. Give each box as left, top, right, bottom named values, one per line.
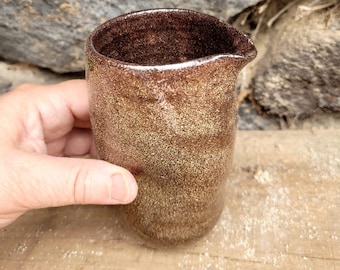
left=85, top=9, right=256, bottom=245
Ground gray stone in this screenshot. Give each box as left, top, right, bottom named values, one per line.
left=0, top=61, right=83, bottom=94
left=253, top=7, right=340, bottom=118
left=0, top=0, right=262, bottom=73
left=0, top=81, right=12, bottom=95
left=237, top=99, right=280, bottom=130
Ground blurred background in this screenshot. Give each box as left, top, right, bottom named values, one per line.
left=0, top=0, right=339, bottom=130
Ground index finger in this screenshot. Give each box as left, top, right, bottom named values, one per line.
left=52, top=79, right=91, bottom=129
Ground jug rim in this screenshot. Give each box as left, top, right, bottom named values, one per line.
left=86, top=8, right=257, bottom=71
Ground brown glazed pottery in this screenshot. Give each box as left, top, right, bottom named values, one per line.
left=85, top=9, right=256, bottom=245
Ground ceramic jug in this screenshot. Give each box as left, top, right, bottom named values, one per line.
left=85, top=9, right=256, bottom=245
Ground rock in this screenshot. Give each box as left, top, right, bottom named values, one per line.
left=0, top=81, right=12, bottom=95
left=0, top=0, right=262, bottom=73
left=0, top=61, right=83, bottom=94
left=253, top=5, right=340, bottom=118
left=237, top=99, right=280, bottom=130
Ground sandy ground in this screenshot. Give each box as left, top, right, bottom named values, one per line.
left=0, top=129, right=339, bottom=269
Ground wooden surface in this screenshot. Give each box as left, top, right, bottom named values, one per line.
left=0, top=130, right=339, bottom=269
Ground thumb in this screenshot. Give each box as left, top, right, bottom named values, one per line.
left=3, top=151, right=138, bottom=212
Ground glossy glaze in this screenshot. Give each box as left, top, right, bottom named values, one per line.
left=85, top=9, right=256, bottom=245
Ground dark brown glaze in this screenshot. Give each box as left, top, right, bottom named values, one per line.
left=85, top=9, right=256, bottom=246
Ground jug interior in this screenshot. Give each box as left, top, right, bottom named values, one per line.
left=91, top=10, right=255, bottom=66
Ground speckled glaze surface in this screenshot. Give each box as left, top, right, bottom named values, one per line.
left=85, top=9, right=256, bottom=245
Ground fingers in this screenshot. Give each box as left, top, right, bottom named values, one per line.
left=36, top=80, right=91, bottom=141
left=46, top=128, right=97, bottom=157
left=0, top=80, right=138, bottom=229
left=0, top=80, right=91, bottom=150
left=0, top=150, right=138, bottom=214
left=52, top=79, right=91, bottom=128
left=63, top=128, right=97, bottom=157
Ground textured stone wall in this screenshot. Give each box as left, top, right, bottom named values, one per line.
left=0, top=0, right=339, bottom=127
left=0, top=0, right=262, bottom=73
left=253, top=2, right=340, bottom=118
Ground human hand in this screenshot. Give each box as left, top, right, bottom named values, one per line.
left=0, top=80, right=138, bottom=228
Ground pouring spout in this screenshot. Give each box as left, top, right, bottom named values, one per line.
left=88, top=8, right=256, bottom=71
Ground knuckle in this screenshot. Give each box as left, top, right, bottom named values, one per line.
left=71, top=164, right=90, bottom=205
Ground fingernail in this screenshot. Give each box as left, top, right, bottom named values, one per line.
left=110, top=173, right=135, bottom=203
